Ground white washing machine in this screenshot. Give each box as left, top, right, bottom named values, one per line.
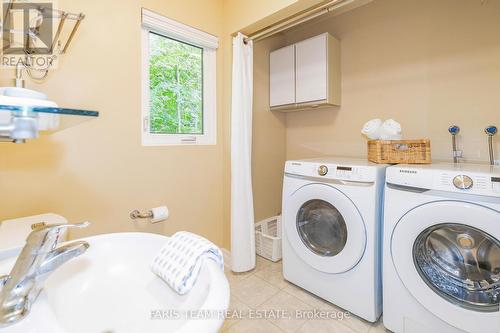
left=282, top=157, right=386, bottom=322
left=383, top=163, right=500, bottom=333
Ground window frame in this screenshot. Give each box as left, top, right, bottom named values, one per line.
left=141, top=8, right=218, bottom=146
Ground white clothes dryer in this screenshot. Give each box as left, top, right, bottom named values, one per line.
left=282, top=157, right=387, bottom=322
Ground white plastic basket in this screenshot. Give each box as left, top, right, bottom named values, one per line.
left=255, top=215, right=282, bottom=262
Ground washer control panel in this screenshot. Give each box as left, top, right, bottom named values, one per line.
left=438, top=173, right=490, bottom=192
left=452, top=175, right=474, bottom=190
left=492, top=177, right=500, bottom=193
left=386, top=165, right=500, bottom=197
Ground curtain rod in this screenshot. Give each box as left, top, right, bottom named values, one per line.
left=244, top=0, right=354, bottom=43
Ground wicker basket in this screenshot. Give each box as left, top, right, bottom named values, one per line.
left=368, top=139, right=431, bottom=164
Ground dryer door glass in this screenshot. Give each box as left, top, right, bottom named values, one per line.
left=296, top=199, right=347, bottom=257
left=413, top=223, right=500, bottom=312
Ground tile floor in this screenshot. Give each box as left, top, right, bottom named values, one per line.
left=221, top=257, right=388, bottom=333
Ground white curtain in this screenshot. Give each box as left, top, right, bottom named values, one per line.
left=230, top=33, right=255, bottom=273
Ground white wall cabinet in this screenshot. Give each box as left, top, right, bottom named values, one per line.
left=269, top=45, right=295, bottom=107
left=296, top=34, right=328, bottom=103
left=269, top=33, right=340, bottom=111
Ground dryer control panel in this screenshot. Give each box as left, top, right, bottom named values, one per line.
left=285, top=159, right=386, bottom=183
left=334, top=166, right=363, bottom=181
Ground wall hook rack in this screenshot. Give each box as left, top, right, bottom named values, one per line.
left=2, top=1, right=86, bottom=86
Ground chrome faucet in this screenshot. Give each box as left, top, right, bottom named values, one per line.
left=0, top=221, right=91, bottom=326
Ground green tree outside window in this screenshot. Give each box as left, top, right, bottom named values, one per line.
left=149, top=32, right=203, bottom=135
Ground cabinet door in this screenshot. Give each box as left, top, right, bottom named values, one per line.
left=269, top=45, right=295, bottom=107
left=295, top=34, right=327, bottom=104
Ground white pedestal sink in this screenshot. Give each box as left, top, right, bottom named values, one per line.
left=0, top=232, right=230, bottom=333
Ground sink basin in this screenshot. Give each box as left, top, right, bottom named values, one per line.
left=0, top=232, right=230, bottom=333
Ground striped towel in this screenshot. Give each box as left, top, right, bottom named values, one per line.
left=151, top=231, right=224, bottom=295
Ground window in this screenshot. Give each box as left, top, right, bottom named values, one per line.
left=141, top=9, right=218, bottom=145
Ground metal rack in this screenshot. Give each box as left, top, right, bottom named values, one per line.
left=2, top=1, right=85, bottom=85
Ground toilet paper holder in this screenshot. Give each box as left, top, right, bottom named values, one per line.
left=130, top=210, right=153, bottom=220
left=130, top=206, right=169, bottom=223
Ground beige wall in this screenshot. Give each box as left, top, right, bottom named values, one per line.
left=0, top=0, right=323, bottom=249
left=4, top=0, right=495, bottom=250
left=223, top=0, right=325, bottom=35
left=252, top=36, right=288, bottom=222
left=284, top=0, right=500, bottom=162
left=0, top=0, right=226, bottom=243
left=223, top=0, right=299, bottom=35
left=220, top=0, right=330, bottom=248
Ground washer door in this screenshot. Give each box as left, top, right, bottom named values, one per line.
left=285, top=183, right=366, bottom=274
left=391, top=201, right=500, bottom=332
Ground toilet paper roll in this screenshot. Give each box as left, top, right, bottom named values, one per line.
left=379, top=119, right=402, bottom=140
left=361, top=119, right=383, bottom=140
left=151, top=206, right=169, bottom=223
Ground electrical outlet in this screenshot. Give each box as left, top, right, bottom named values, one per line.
left=494, top=160, right=500, bottom=166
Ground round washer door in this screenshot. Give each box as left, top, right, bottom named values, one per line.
left=391, top=201, right=500, bottom=332
left=285, top=183, right=366, bottom=274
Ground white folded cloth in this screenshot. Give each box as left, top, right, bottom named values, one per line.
left=361, top=119, right=383, bottom=140
left=379, top=119, right=402, bottom=140
left=151, top=231, right=224, bottom=295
